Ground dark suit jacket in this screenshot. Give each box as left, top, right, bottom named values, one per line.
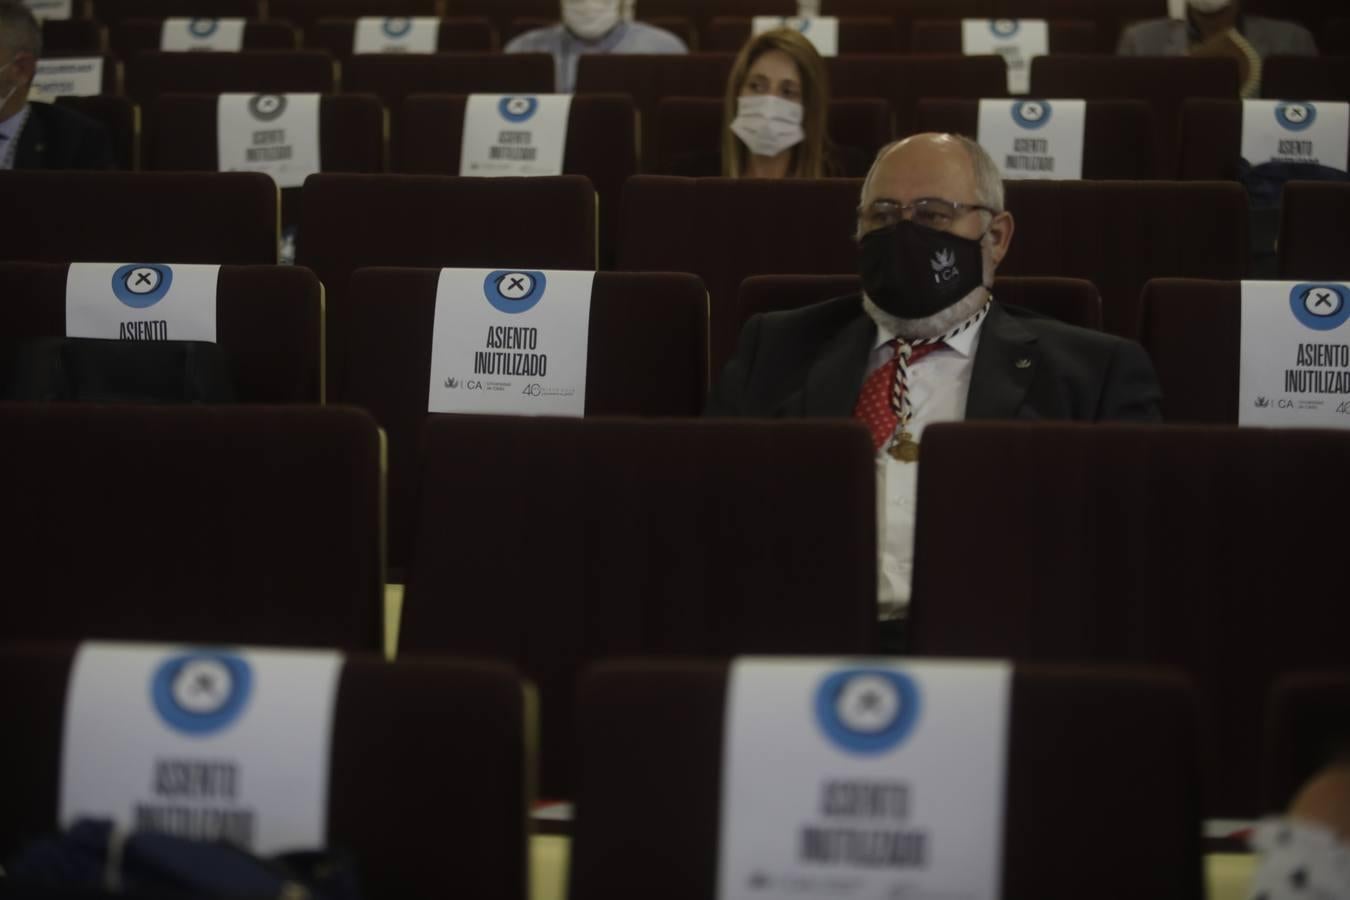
left=705, top=295, right=1162, bottom=422
left=12, top=101, right=116, bottom=171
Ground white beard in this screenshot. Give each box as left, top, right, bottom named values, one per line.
left=862, top=250, right=997, bottom=340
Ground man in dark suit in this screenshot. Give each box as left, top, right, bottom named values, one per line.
left=0, top=0, right=114, bottom=171
left=706, top=133, right=1161, bottom=645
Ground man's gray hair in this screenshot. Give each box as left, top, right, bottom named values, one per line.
left=0, top=0, right=42, bottom=57
left=860, top=133, right=1005, bottom=213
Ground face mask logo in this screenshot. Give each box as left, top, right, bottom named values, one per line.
left=931, top=248, right=958, bottom=280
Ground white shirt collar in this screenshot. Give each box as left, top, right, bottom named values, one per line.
left=869, top=299, right=989, bottom=359
left=0, top=102, right=30, bottom=141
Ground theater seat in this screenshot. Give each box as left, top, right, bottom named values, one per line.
left=909, top=421, right=1350, bottom=817
left=41, top=18, right=105, bottom=55
left=0, top=644, right=530, bottom=900
left=341, top=267, right=709, bottom=569
left=342, top=52, right=553, bottom=110
left=0, top=262, right=323, bottom=403
left=1137, top=278, right=1241, bottom=423
left=703, top=16, right=902, bottom=53
left=0, top=170, right=278, bottom=265
left=54, top=95, right=137, bottom=170
left=909, top=18, right=1097, bottom=54
left=125, top=50, right=337, bottom=106
left=305, top=16, right=498, bottom=57
left=3, top=404, right=384, bottom=649
left=1262, top=55, right=1350, bottom=101
left=572, top=660, right=1204, bottom=900
left=401, top=416, right=878, bottom=795
left=736, top=274, right=1104, bottom=335
left=90, top=0, right=260, bottom=26
left=1262, top=671, right=1350, bottom=812
left=827, top=54, right=1009, bottom=137
left=110, top=19, right=298, bottom=59
left=269, top=0, right=438, bottom=34
left=1277, top=181, right=1350, bottom=279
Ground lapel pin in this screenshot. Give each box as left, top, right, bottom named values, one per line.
left=1015, top=358, right=1032, bottom=369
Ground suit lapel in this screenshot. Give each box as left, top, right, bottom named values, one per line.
left=797, top=310, right=876, bottom=417
left=12, top=105, right=46, bottom=170
left=965, top=303, right=1040, bottom=420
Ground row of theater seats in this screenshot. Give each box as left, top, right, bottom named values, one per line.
left=5, top=171, right=1346, bottom=370
left=5, top=643, right=1345, bottom=900
left=5, top=403, right=1349, bottom=817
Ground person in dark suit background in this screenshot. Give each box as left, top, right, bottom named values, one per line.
left=706, top=133, right=1161, bottom=647
left=0, top=0, right=114, bottom=171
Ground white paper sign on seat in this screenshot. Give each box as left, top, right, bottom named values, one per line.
left=1240, top=101, right=1349, bottom=172
left=66, top=262, right=220, bottom=343
left=161, top=18, right=247, bottom=52
left=30, top=57, right=103, bottom=99
left=353, top=16, right=440, bottom=54
left=962, top=19, right=1048, bottom=96
left=217, top=93, right=322, bottom=189
left=977, top=98, right=1086, bottom=180
left=1240, top=281, right=1350, bottom=427
left=459, top=94, right=573, bottom=177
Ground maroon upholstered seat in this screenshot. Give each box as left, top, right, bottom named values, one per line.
left=1244, top=0, right=1340, bottom=34
left=1262, top=671, right=1350, bottom=812
left=626, top=0, right=795, bottom=41
left=402, top=416, right=878, bottom=795
left=1278, top=182, right=1350, bottom=279
left=1137, top=278, right=1240, bottom=423
left=296, top=173, right=597, bottom=396
left=909, top=422, right=1350, bottom=816
left=1327, top=18, right=1350, bottom=53
left=394, top=93, right=635, bottom=265
left=90, top=0, right=260, bottom=25
left=910, top=18, right=1097, bottom=53
left=702, top=16, right=902, bottom=53
left=826, top=54, right=1009, bottom=137
left=305, top=16, right=498, bottom=57
left=54, top=95, right=137, bottom=170
left=1, top=405, right=383, bottom=648
left=0, top=645, right=529, bottom=900
left=125, top=50, right=336, bottom=105
left=503, top=16, right=697, bottom=49
left=914, top=98, right=1156, bottom=178
left=999, top=179, right=1249, bottom=337
left=111, top=19, right=298, bottom=59
left=0, top=261, right=323, bottom=402
left=1263, top=56, right=1350, bottom=101
left=572, top=660, right=1204, bottom=900
left=617, top=175, right=862, bottom=373
left=147, top=93, right=384, bottom=230
left=1178, top=99, right=1250, bottom=181
left=442, top=0, right=558, bottom=34
left=653, top=96, right=889, bottom=176
left=342, top=52, right=552, bottom=109
left=1030, top=56, right=1240, bottom=177
left=41, top=18, right=105, bottom=55
left=341, top=267, right=709, bottom=569
left=736, top=274, right=1104, bottom=336
left=0, top=170, right=278, bottom=264
left=575, top=53, right=734, bottom=163
left=269, top=0, right=438, bottom=33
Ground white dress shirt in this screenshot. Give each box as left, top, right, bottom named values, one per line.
left=0, top=103, right=31, bottom=170
left=868, top=312, right=986, bottom=620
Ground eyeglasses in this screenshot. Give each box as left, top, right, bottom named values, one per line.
left=857, top=198, right=997, bottom=233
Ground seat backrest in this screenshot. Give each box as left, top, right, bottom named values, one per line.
left=90, top=0, right=259, bottom=25
left=703, top=16, right=903, bottom=53
left=2, top=405, right=384, bottom=649
left=403, top=416, right=878, bottom=795
left=1278, top=181, right=1350, bottom=279
left=0, top=261, right=323, bottom=403
left=736, top=274, right=1103, bottom=335
left=111, top=19, right=298, bottom=59
left=571, top=660, right=1204, bottom=900
left=574, top=53, right=734, bottom=162
left=999, top=179, right=1249, bottom=337
left=629, top=0, right=796, bottom=37
left=42, top=18, right=105, bottom=55
left=296, top=172, right=597, bottom=397
left=305, top=17, right=499, bottom=57
left=913, top=98, right=1156, bottom=178
left=617, top=175, right=862, bottom=373
left=269, top=0, right=438, bottom=32
left=0, top=170, right=278, bottom=264
left=342, top=52, right=552, bottom=109
left=1177, top=98, right=1244, bottom=180
left=147, top=93, right=385, bottom=230
left=1327, top=18, right=1350, bottom=54
left=125, top=50, right=336, bottom=105
left=341, top=267, right=709, bottom=569
left=910, top=17, right=1097, bottom=53
left=1263, top=56, right=1350, bottom=102
left=1262, top=671, right=1350, bottom=812
left=444, top=0, right=560, bottom=34
left=54, top=95, right=138, bottom=170
left=653, top=96, right=889, bottom=176
left=0, top=645, right=529, bottom=900
left=910, top=421, right=1350, bottom=816
left=827, top=54, right=1009, bottom=137
left=394, top=93, right=635, bottom=264
left=1244, top=0, right=1340, bottom=33
left=1030, top=55, right=1240, bottom=177
left=1137, top=278, right=1240, bottom=423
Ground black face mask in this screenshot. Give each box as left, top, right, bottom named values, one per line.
left=858, top=221, right=989, bottom=320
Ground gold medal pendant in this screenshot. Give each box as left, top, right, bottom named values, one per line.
left=888, top=432, right=920, bottom=463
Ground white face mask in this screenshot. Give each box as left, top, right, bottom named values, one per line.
left=562, top=0, right=620, bottom=41
left=1188, top=0, right=1233, bottom=13
left=730, top=93, right=805, bottom=159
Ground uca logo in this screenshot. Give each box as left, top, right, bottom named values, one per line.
left=931, top=248, right=960, bottom=284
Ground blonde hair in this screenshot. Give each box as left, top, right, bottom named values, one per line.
left=721, top=28, right=832, bottom=179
